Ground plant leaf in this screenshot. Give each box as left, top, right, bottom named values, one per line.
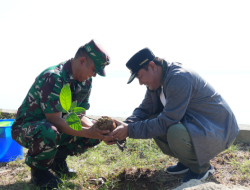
left=66, top=120, right=79, bottom=125
left=69, top=122, right=82, bottom=131
left=65, top=113, right=82, bottom=131
left=65, top=112, right=80, bottom=123
left=70, top=101, right=77, bottom=111
left=72, top=107, right=86, bottom=114
left=55, top=104, right=68, bottom=113
left=60, top=84, right=72, bottom=111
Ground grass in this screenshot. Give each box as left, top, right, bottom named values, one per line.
left=61, top=138, right=170, bottom=189
left=0, top=138, right=171, bottom=189
left=0, top=138, right=250, bottom=190
left=210, top=143, right=250, bottom=185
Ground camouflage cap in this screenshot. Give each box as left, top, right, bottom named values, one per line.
left=83, top=39, right=110, bottom=76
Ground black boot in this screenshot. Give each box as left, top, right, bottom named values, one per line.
left=31, top=167, right=63, bottom=190
left=50, top=145, right=77, bottom=178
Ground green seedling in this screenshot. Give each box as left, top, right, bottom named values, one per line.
left=55, top=83, right=85, bottom=131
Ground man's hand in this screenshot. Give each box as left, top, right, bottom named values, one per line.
left=79, top=112, right=95, bottom=128
left=86, top=124, right=114, bottom=142
left=109, top=120, right=129, bottom=141
left=45, top=112, right=114, bottom=141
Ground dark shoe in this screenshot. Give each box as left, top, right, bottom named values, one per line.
left=50, top=145, right=77, bottom=178
left=31, top=168, right=63, bottom=190
left=51, top=159, right=77, bottom=178
left=181, top=165, right=215, bottom=183
left=166, top=162, right=189, bottom=174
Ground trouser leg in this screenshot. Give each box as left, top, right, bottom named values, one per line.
left=167, top=123, right=210, bottom=174
left=148, top=113, right=210, bottom=174
left=149, top=113, right=176, bottom=158
left=154, top=134, right=176, bottom=158
left=56, top=133, right=100, bottom=156
left=11, top=120, right=101, bottom=170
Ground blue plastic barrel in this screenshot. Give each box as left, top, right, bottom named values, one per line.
left=0, top=119, right=24, bottom=162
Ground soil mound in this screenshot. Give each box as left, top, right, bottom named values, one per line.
left=94, top=116, right=116, bottom=131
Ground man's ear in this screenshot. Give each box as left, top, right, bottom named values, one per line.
left=149, top=61, right=157, bottom=71
left=79, top=57, right=87, bottom=66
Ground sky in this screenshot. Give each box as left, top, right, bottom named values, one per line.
left=0, top=0, right=250, bottom=124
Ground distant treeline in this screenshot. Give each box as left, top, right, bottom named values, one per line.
left=0, top=110, right=16, bottom=119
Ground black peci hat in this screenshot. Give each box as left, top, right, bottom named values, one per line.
left=126, top=48, right=155, bottom=84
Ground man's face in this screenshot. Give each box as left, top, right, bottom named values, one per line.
left=76, top=57, right=96, bottom=82
left=136, top=65, right=160, bottom=90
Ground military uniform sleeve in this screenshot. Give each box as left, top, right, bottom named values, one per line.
left=124, top=89, right=154, bottom=124
left=37, top=73, right=63, bottom=114
left=128, top=75, right=193, bottom=139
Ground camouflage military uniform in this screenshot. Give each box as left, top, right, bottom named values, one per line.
left=11, top=59, right=100, bottom=170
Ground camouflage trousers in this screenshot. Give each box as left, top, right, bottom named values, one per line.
left=11, top=120, right=100, bottom=170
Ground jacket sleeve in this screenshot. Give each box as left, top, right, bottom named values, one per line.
left=124, top=89, right=154, bottom=124
left=128, top=76, right=193, bottom=139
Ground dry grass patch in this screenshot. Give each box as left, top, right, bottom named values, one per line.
left=209, top=142, right=250, bottom=187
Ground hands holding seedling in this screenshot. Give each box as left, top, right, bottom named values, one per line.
left=85, top=125, right=113, bottom=141
left=108, top=120, right=129, bottom=141
left=56, top=84, right=128, bottom=148
left=97, top=119, right=128, bottom=151
left=56, top=84, right=114, bottom=142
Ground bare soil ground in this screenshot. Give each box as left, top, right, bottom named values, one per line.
left=107, top=142, right=250, bottom=190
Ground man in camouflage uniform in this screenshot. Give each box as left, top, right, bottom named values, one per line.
left=11, top=39, right=113, bottom=189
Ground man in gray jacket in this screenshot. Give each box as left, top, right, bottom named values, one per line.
left=108, top=48, right=239, bottom=183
